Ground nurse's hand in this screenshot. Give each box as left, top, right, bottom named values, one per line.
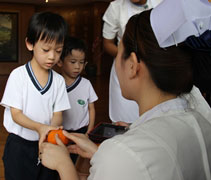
left=115, top=121, right=130, bottom=127
left=40, top=135, right=79, bottom=179
left=40, top=134, right=70, bottom=170
left=64, top=131, right=98, bottom=159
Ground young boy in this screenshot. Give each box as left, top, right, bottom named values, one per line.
left=58, top=36, right=98, bottom=162
left=0, top=12, right=70, bottom=180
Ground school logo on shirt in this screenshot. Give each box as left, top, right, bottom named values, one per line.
left=77, top=99, right=85, bottom=105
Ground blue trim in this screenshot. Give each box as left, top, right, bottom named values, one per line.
left=25, top=62, right=53, bottom=95
left=66, top=76, right=82, bottom=92
left=40, top=70, right=53, bottom=95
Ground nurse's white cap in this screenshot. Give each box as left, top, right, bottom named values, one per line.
left=150, top=0, right=211, bottom=48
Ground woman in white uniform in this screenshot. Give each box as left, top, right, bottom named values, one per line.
left=39, top=0, right=211, bottom=179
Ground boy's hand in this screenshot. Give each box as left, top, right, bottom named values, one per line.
left=38, top=125, right=62, bottom=150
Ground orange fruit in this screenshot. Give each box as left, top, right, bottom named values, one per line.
left=47, top=129, right=69, bottom=145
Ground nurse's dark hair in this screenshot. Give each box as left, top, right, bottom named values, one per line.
left=122, top=10, right=193, bottom=96
left=26, top=11, right=68, bottom=45
left=60, top=36, right=87, bottom=61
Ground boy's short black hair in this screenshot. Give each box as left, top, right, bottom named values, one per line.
left=26, top=11, right=68, bottom=45
left=60, top=36, right=87, bottom=61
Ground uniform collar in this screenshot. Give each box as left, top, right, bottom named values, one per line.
left=66, top=76, right=82, bottom=92
left=25, top=61, right=53, bottom=95
left=130, top=97, right=188, bottom=129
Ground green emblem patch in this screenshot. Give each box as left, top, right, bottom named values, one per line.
left=78, top=99, right=85, bottom=105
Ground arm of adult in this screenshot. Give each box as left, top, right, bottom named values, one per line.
left=41, top=134, right=79, bottom=180
left=103, top=38, right=118, bottom=57
left=102, top=1, right=119, bottom=58
left=64, top=131, right=98, bottom=159
left=115, top=121, right=130, bottom=127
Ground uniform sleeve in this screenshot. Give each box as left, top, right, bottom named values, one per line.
left=88, top=139, right=149, bottom=180
left=102, top=2, right=120, bottom=40
left=53, top=76, right=70, bottom=112
left=88, top=81, right=98, bottom=104
left=0, top=69, right=23, bottom=110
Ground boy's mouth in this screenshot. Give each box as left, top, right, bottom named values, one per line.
left=46, top=63, right=54, bottom=67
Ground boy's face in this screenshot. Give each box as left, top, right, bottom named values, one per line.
left=61, top=49, right=86, bottom=79
left=26, top=38, right=63, bottom=70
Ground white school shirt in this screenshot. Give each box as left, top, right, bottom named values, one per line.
left=0, top=62, right=70, bottom=141
left=102, top=0, right=162, bottom=123
left=88, top=97, right=211, bottom=180
left=62, top=76, right=98, bottom=130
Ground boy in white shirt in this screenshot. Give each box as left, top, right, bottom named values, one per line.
left=0, top=12, right=70, bottom=180
left=58, top=36, right=98, bottom=163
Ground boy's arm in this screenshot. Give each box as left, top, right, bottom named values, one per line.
left=51, top=111, right=63, bottom=127
left=87, top=102, right=96, bottom=134
left=11, top=107, right=56, bottom=146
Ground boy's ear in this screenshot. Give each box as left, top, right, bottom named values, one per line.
left=128, top=52, right=140, bottom=79
left=57, top=60, right=63, bottom=67
left=25, top=38, right=33, bottom=51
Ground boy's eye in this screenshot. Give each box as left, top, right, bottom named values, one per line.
left=70, top=60, right=76, bottom=64
left=80, top=61, right=85, bottom=64
left=56, top=48, right=62, bottom=54
left=43, top=49, right=49, bottom=52
left=56, top=50, right=62, bottom=54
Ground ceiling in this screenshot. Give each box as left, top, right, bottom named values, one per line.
left=0, top=0, right=112, bottom=6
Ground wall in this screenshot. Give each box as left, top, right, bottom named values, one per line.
left=0, top=3, right=35, bottom=75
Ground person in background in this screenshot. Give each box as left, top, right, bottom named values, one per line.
left=102, top=0, right=162, bottom=123
left=39, top=1, right=211, bottom=179
left=58, top=36, right=98, bottom=165
left=0, top=12, right=70, bottom=180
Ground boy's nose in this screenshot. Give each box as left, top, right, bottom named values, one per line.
left=75, top=62, right=80, bottom=68
left=48, top=51, right=55, bottom=60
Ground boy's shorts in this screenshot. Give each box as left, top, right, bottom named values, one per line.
left=3, top=133, right=58, bottom=180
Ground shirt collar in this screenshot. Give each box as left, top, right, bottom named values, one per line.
left=25, top=61, right=53, bottom=95
left=66, top=76, right=82, bottom=92
left=130, top=97, right=188, bottom=129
